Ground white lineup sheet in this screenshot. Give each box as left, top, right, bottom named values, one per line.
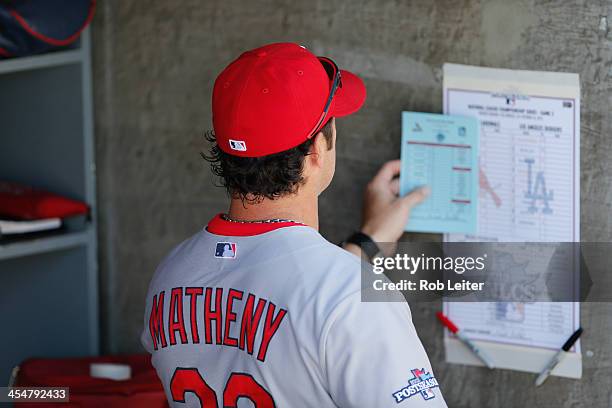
left=442, top=63, right=581, bottom=377
left=446, top=302, right=577, bottom=350
left=447, top=90, right=577, bottom=242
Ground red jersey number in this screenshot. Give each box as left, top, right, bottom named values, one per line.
left=170, top=368, right=275, bottom=407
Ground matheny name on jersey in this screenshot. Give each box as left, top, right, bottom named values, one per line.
left=148, top=287, right=287, bottom=362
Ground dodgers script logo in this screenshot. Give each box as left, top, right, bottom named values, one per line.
left=392, top=368, right=439, bottom=403
left=215, top=242, right=237, bottom=259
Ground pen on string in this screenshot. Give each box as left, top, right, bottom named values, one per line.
left=436, top=311, right=495, bottom=369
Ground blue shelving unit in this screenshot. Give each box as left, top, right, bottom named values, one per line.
left=0, top=30, right=99, bottom=383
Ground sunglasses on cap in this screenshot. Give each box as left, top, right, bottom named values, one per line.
left=307, top=56, right=342, bottom=138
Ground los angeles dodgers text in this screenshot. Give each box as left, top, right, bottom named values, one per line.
left=148, top=287, right=287, bottom=362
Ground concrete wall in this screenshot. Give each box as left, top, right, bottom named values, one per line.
left=92, top=1, right=612, bottom=406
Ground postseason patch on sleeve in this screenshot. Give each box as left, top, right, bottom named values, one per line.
left=392, top=369, right=439, bottom=403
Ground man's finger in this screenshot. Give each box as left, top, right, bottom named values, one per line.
left=373, top=160, right=401, bottom=183
left=389, top=178, right=400, bottom=196
left=400, top=186, right=430, bottom=208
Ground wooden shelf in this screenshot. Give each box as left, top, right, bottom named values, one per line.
left=0, top=49, right=82, bottom=75
left=0, top=229, right=90, bottom=261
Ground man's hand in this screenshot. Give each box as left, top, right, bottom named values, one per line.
left=361, top=160, right=429, bottom=243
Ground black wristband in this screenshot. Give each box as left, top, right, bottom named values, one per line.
left=343, top=231, right=381, bottom=261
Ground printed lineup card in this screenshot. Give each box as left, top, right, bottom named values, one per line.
left=400, top=111, right=479, bottom=234
left=442, top=63, right=582, bottom=379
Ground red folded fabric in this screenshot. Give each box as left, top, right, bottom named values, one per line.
left=15, top=354, right=168, bottom=408
left=0, top=181, right=88, bottom=220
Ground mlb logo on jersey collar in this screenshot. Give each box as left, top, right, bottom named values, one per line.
left=215, top=242, right=237, bottom=258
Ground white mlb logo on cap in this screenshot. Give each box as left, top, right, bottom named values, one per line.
left=229, top=139, right=247, bottom=151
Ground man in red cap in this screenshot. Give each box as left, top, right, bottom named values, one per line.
left=142, top=43, right=446, bottom=407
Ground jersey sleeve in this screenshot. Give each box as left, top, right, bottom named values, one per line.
left=140, top=288, right=154, bottom=354
left=321, top=293, right=447, bottom=407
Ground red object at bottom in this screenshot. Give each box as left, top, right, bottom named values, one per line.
left=15, top=354, right=168, bottom=407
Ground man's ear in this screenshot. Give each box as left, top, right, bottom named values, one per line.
left=307, top=131, right=328, bottom=169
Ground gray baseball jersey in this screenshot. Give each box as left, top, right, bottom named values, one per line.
left=142, top=214, right=447, bottom=407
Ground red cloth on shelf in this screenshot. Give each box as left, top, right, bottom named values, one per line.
left=15, top=354, right=168, bottom=407
left=0, top=181, right=88, bottom=220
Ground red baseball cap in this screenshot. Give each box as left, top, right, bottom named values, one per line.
left=212, top=42, right=366, bottom=157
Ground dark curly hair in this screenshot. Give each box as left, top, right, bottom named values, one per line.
left=203, top=119, right=335, bottom=203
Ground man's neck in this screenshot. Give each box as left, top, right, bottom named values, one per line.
left=227, top=193, right=319, bottom=230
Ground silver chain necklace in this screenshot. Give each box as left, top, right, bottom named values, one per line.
left=221, top=213, right=299, bottom=224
